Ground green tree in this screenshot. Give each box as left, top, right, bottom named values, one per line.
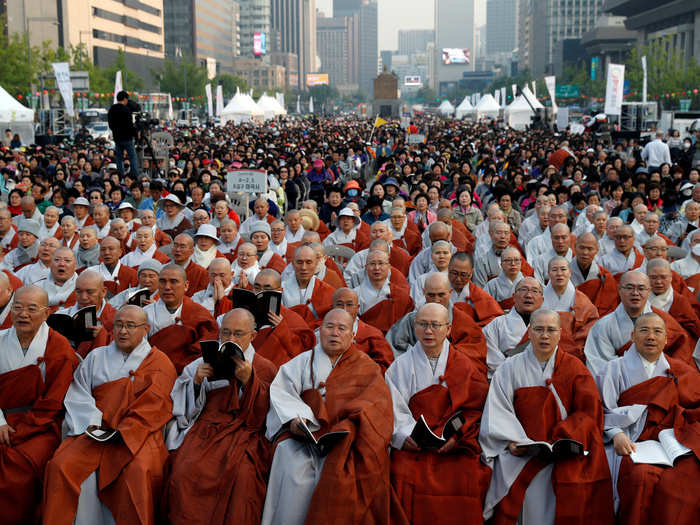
left=90, top=48, right=143, bottom=95
left=307, top=84, right=339, bottom=109
left=0, top=32, right=34, bottom=97
left=156, top=56, right=207, bottom=99
left=213, top=74, right=248, bottom=98
left=414, top=86, right=437, bottom=104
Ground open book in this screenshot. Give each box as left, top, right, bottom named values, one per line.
left=85, top=427, right=119, bottom=442
left=630, top=428, right=692, bottom=466
left=127, top=288, right=152, bottom=307
left=296, top=416, right=349, bottom=456
left=229, top=289, right=282, bottom=329
left=515, top=439, right=587, bottom=460
left=201, top=340, right=245, bottom=381
left=410, top=411, right=465, bottom=450
left=47, top=305, right=98, bottom=345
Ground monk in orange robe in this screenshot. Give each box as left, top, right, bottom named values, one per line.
left=171, top=233, right=209, bottom=296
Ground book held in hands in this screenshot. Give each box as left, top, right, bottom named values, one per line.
left=630, top=428, right=692, bottom=466
left=295, top=416, right=349, bottom=456
left=201, top=340, right=245, bottom=381
left=515, top=438, right=588, bottom=460
left=229, top=289, right=282, bottom=329
left=410, top=411, right=465, bottom=450
left=85, top=427, right=118, bottom=442
left=126, top=288, right=152, bottom=307
left=46, top=305, right=98, bottom=345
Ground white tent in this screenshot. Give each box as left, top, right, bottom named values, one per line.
left=256, top=93, right=287, bottom=120
left=474, top=94, right=500, bottom=119
left=504, top=96, right=535, bottom=130
left=438, top=100, right=455, bottom=117
left=455, top=96, right=474, bottom=119
left=521, top=85, right=544, bottom=110
left=221, top=89, right=263, bottom=124
left=0, top=84, right=34, bottom=145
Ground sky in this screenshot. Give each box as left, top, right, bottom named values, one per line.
left=315, top=0, right=435, bottom=52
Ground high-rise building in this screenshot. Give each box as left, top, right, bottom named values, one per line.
left=317, top=13, right=358, bottom=92
left=271, top=0, right=317, bottom=90
left=486, top=0, right=518, bottom=56
left=398, top=29, right=435, bottom=55
left=238, top=0, right=271, bottom=58
left=519, top=0, right=604, bottom=76
left=334, top=0, right=377, bottom=97
left=164, top=0, right=238, bottom=75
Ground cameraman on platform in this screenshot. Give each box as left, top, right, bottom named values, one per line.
left=108, top=90, right=140, bottom=178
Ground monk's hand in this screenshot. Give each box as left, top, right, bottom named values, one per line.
left=238, top=272, right=249, bottom=289
left=402, top=436, right=420, bottom=451
left=194, top=363, right=214, bottom=385
left=438, top=436, right=457, bottom=454
left=289, top=417, right=307, bottom=437
left=613, top=432, right=636, bottom=456
left=141, top=297, right=155, bottom=306
left=267, top=311, right=283, bottom=327
left=0, top=424, right=16, bottom=446
left=508, top=442, right=526, bottom=456
left=232, top=356, right=252, bottom=386
left=86, top=325, right=102, bottom=339
left=212, top=277, right=226, bottom=302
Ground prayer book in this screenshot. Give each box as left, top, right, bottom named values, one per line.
left=296, top=416, right=349, bottom=456
left=85, top=427, right=118, bottom=442
left=229, top=289, right=282, bottom=329
left=201, top=340, right=245, bottom=381
left=515, top=438, right=587, bottom=460
left=126, top=288, right=152, bottom=307
left=47, top=305, right=98, bottom=345
left=630, top=428, right=692, bottom=466
left=410, top=411, right=465, bottom=450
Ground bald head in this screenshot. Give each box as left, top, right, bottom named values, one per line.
left=423, top=272, right=451, bottom=308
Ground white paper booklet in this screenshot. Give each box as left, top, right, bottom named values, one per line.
left=630, top=428, right=692, bottom=466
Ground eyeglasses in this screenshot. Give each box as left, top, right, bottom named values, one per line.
left=448, top=270, right=470, bottom=279
left=515, top=287, right=542, bottom=295
left=220, top=329, right=253, bottom=338
left=531, top=327, right=561, bottom=335
left=321, top=322, right=350, bottom=333
left=113, top=322, right=146, bottom=331
left=415, top=321, right=449, bottom=331
left=620, top=285, right=650, bottom=292
left=11, top=304, right=48, bottom=315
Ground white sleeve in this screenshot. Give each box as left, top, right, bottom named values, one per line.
left=63, top=357, right=103, bottom=436
left=385, top=361, right=416, bottom=449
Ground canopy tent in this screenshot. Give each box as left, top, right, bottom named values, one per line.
left=438, top=100, right=455, bottom=117
left=521, top=86, right=544, bottom=110
left=504, top=96, right=535, bottom=130
left=221, top=89, right=263, bottom=124
left=474, top=94, right=500, bottom=119
left=256, top=93, right=287, bottom=120
left=0, top=84, right=34, bottom=145
left=455, top=96, right=474, bottom=119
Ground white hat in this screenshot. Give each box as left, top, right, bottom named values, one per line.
left=17, top=218, right=40, bottom=238
left=157, top=194, right=184, bottom=210
left=107, top=163, right=118, bottom=170
left=74, top=197, right=90, bottom=207
left=250, top=221, right=271, bottom=238
left=338, top=207, right=360, bottom=225
left=138, top=259, right=163, bottom=275
left=117, top=202, right=135, bottom=211
left=194, top=223, right=220, bottom=244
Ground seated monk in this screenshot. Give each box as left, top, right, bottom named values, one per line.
left=321, top=207, right=369, bottom=252
left=261, top=308, right=394, bottom=525
left=484, top=247, right=525, bottom=311
left=60, top=215, right=80, bottom=252
left=386, top=303, right=491, bottom=525
left=15, top=237, right=60, bottom=286
left=670, top=230, right=700, bottom=280
left=0, top=271, right=14, bottom=329
left=410, top=241, right=452, bottom=308
left=36, top=246, right=78, bottom=309
left=479, top=309, right=614, bottom=525
left=86, top=236, right=138, bottom=296
left=231, top=242, right=260, bottom=289
left=408, top=222, right=454, bottom=283
left=387, top=273, right=488, bottom=376
left=483, top=277, right=544, bottom=379
left=191, top=224, right=226, bottom=269
left=430, top=207, right=472, bottom=254
left=597, top=313, right=700, bottom=525
left=164, top=309, right=277, bottom=525
left=281, top=245, right=335, bottom=329
left=192, top=258, right=235, bottom=316
left=0, top=286, right=78, bottom=524
left=343, top=221, right=411, bottom=281
left=120, top=227, right=170, bottom=268
left=214, top=269, right=315, bottom=367
left=108, top=218, right=132, bottom=256
left=531, top=223, right=574, bottom=285
left=55, top=270, right=117, bottom=359
left=144, top=264, right=219, bottom=373
left=109, top=259, right=162, bottom=309
left=541, top=256, right=599, bottom=362
left=269, top=220, right=293, bottom=261
left=280, top=231, right=346, bottom=286
left=250, top=222, right=287, bottom=274
left=0, top=218, right=40, bottom=272
left=239, top=196, right=277, bottom=236
left=0, top=207, right=18, bottom=254
left=647, top=258, right=700, bottom=340
left=329, top=287, right=394, bottom=373
left=353, top=249, right=414, bottom=334
left=598, top=225, right=644, bottom=276
left=449, top=252, right=504, bottom=327
left=75, top=226, right=101, bottom=270
left=139, top=208, right=172, bottom=248
left=584, top=271, right=694, bottom=377
left=473, top=221, right=512, bottom=288
left=171, top=233, right=209, bottom=296
left=43, top=305, right=176, bottom=525
left=344, top=239, right=408, bottom=290
left=218, top=219, right=244, bottom=262
left=389, top=205, right=422, bottom=257
left=571, top=233, right=620, bottom=317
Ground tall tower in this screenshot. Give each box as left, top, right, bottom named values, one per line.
left=333, top=0, right=377, bottom=97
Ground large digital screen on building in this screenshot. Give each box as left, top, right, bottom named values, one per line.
left=404, top=75, right=422, bottom=86
left=253, top=33, right=267, bottom=56
left=441, top=48, right=470, bottom=65
left=306, top=73, right=329, bottom=87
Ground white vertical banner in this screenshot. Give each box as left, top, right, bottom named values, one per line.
left=167, top=93, right=174, bottom=121
left=296, top=95, right=301, bottom=113
left=216, top=85, right=224, bottom=117
left=114, top=71, right=122, bottom=103
left=308, top=96, right=314, bottom=113
left=512, top=84, right=517, bottom=99
left=641, top=55, right=647, bottom=103
left=544, top=75, right=557, bottom=110
left=500, top=86, right=507, bottom=106
left=531, top=81, right=536, bottom=97
left=493, top=90, right=500, bottom=105
left=51, top=62, right=74, bottom=116
left=205, top=83, right=213, bottom=118
left=604, top=63, right=625, bottom=116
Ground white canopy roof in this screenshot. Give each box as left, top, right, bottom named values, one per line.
left=474, top=94, right=500, bottom=118
left=455, top=95, right=474, bottom=119
left=0, top=84, right=33, bottom=122
left=221, top=89, right=263, bottom=123
left=504, top=95, right=535, bottom=130
left=521, top=86, right=544, bottom=110
left=438, top=100, right=455, bottom=116
left=256, top=93, right=286, bottom=120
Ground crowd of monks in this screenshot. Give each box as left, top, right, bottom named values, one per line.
left=2, top=148, right=700, bottom=525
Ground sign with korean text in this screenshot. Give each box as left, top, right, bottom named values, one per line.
left=227, top=169, right=268, bottom=194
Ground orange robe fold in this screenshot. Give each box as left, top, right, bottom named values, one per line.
left=184, top=261, right=209, bottom=297
left=576, top=264, right=620, bottom=317
left=103, top=265, right=138, bottom=296
left=453, top=282, right=505, bottom=327
left=556, top=291, right=600, bottom=363
left=359, top=284, right=414, bottom=334
left=288, top=278, right=336, bottom=330
left=354, top=319, right=394, bottom=373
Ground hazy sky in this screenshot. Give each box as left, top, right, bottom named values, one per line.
left=316, top=0, right=435, bottom=51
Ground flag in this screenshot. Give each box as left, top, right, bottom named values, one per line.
left=374, top=116, right=388, bottom=128
left=52, top=62, right=74, bottom=116
left=167, top=93, right=173, bottom=121
left=296, top=94, right=301, bottom=113
left=114, top=71, right=122, bottom=104
left=309, top=96, right=314, bottom=113
left=216, top=85, right=224, bottom=118
left=205, top=83, right=213, bottom=118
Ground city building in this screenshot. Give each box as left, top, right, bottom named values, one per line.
left=238, top=0, right=271, bottom=58
left=316, top=12, right=359, bottom=93
left=486, top=0, right=518, bottom=57
left=164, top=0, right=239, bottom=75
left=398, top=29, right=434, bottom=55
left=269, top=51, right=299, bottom=90
left=234, top=57, right=286, bottom=92
left=334, top=0, right=378, bottom=97
left=372, top=67, right=400, bottom=118
left=271, top=0, right=317, bottom=90
left=581, top=15, right=636, bottom=74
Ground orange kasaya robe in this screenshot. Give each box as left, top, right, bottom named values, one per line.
left=103, top=265, right=139, bottom=296
left=288, top=277, right=336, bottom=330
left=491, top=350, right=614, bottom=525
left=0, top=329, right=78, bottom=525
left=555, top=291, right=600, bottom=363
left=450, top=306, right=489, bottom=379
left=354, top=319, right=394, bottom=374
left=667, top=291, right=700, bottom=341
left=322, top=267, right=346, bottom=289
left=165, top=354, right=277, bottom=525
left=42, top=347, right=176, bottom=525
left=184, top=261, right=209, bottom=297
left=452, top=219, right=475, bottom=255
left=615, top=357, right=700, bottom=525
left=390, top=247, right=411, bottom=277
left=390, top=346, right=491, bottom=525
left=359, top=283, right=414, bottom=334
left=215, top=298, right=316, bottom=367
left=74, top=303, right=117, bottom=359
left=260, top=252, right=287, bottom=274
left=276, top=348, right=395, bottom=524
left=316, top=220, right=331, bottom=241
left=393, top=227, right=422, bottom=257
left=453, top=282, right=505, bottom=328
left=3, top=269, right=23, bottom=291
left=148, top=297, right=219, bottom=374
left=576, top=264, right=620, bottom=317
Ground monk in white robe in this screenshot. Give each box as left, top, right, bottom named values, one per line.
left=473, top=221, right=511, bottom=288
left=410, top=241, right=451, bottom=308
left=525, top=206, right=569, bottom=264
left=120, top=227, right=169, bottom=268
left=35, top=246, right=78, bottom=308
left=484, top=247, right=524, bottom=311
left=670, top=229, right=700, bottom=280
left=15, top=237, right=59, bottom=285
left=192, top=258, right=234, bottom=315
left=598, top=225, right=644, bottom=275
left=109, top=260, right=162, bottom=309
left=408, top=222, right=454, bottom=283
left=532, top=223, right=573, bottom=285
